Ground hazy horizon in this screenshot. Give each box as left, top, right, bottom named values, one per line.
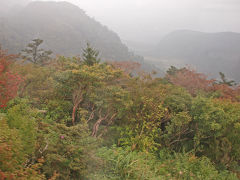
left=34, top=0, right=240, bottom=44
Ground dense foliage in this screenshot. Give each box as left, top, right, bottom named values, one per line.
left=1, top=46, right=240, bottom=179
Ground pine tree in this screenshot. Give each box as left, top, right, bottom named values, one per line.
left=21, top=39, right=52, bottom=65
left=218, top=72, right=236, bottom=86
left=82, top=43, right=100, bottom=66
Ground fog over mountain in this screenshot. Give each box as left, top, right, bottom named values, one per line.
left=39, top=0, right=240, bottom=43
left=153, top=30, right=240, bottom=81
left=2, top=0, right=240, bottom=44
left=0, top=0, right=240, bottom=80
left=0, top=0, right=161, bottom=73
left=0, top=1, right=142, bottom=61
left=0, top=0, right=30, bottom=16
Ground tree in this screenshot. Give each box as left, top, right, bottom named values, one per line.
left=218, top=72, right=236, bottom=86
left=53, top=56, right=128, bottom=138
left=0, top=102, right=45, bottom=180
left=82, top=43, right=100, bottom=66
left=21, top=39, right=52, bottom=65
left=0, top=49, right=22, bottom=108
left=189, top=97, right=240, bottom=165
left=167, top=68, right=214, bottom=96
left=40, top=123, right=91, bottom=179
left=166, top=66, right=181, bottom=76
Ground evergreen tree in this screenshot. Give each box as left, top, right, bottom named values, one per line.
left=166, top=66, right=179, bottom=76
left=218, top=72, right=236, bottom=86
left=21, top=39, right=52, bottom=65
left=82, top=43, right=100, bottom=66
left=166, top=66, right=186, bottom=76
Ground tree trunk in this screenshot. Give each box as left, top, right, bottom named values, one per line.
left=72, top=104, right=78, bottom=125
left=97, top=113, right=117, bottom=138
left=72, top=89, right=83, bottom=125
left=92, top=117, right=105, bottom=137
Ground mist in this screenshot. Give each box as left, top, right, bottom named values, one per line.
left=1, top=1, right=240, bottom=178
left=1, top=0, right=240, bottom=80
left=37, top=0, right=240, bottom=44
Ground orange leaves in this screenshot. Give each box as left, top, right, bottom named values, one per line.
left=212, top=84, right=240, bottom=102
left=168, top=68, right=214, bottom=96
left=109, top=61, right=140, bottom=74
left=167, top=68, right=240, bottom=102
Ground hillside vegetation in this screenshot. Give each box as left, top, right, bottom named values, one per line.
left=1, top=1, right=240, bottom=179
left=1, top=45, right=240, bottom=179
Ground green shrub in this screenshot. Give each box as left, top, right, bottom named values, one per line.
left=94, top=146, right=237, bottom=180
left=41, top=122, right=95, bottom=179
left=6, top=98, right=38, bottom=156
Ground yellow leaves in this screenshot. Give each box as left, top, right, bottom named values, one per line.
left=234, top=122, right=240, bottom=130
left=210, top=122, right=222, bottom=131
left=66, top=63, right=122, bottom=84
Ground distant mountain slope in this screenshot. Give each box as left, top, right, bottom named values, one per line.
left=154, top=30, right=240, bottom=81
left=0, top=1, right=143, bottom=63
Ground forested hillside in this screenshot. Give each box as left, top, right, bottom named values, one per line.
left=1, top=1, right=240, bottom=179
left=0, top=1, right=142, bottom=62
left=154, top=30, right=240, bottom=81
left=1, top=45, right=240, bottom=179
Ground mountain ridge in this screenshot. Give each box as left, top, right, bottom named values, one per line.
left=0, top=1, right=143, bottom=63
left=154, top=30, right=240, bottom=81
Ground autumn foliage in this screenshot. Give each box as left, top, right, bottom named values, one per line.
left=167, top=68, right=214, bottom=95
left=109, top=61, right=140, bottom=74
left=168, top=68, right=240, bottom=102
left=0, top=49, right=22, bottom=108
left=212, top=84, right=240, bottom=102
left=0, top=44, right=240, bottom=179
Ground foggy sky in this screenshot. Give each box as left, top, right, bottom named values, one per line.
left=37, top=0, right=240, bottom=43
